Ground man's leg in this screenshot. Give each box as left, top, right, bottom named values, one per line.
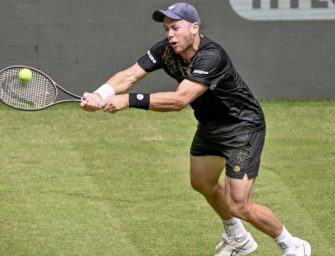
left=190, top=155, right=231, bottom=219
left=190, top=155, right=257, bottom=255
left=223, top=173, right=310, bottom=255
left=190, top=155, right=311, bottom=256
left=223, top=174, right=283, bottom=238
left=190, top=155, right=281, bottom=235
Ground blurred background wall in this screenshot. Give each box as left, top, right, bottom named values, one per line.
left=1, top=0, right=334, bottom=99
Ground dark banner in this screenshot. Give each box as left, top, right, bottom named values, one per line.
left=1, top=0, right=334, bottom=99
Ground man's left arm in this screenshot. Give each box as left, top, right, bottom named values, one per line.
left=103, top=79, right=207, bottom=113
left=149, top=79, right=207, bottom=112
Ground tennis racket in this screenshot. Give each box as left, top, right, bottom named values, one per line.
left=0, top=65, right=81, bottom=111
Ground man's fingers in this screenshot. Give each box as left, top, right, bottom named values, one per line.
left=80, top=92, right=104, bottom=112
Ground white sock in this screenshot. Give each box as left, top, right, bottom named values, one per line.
left=223, top=218, right=248, bottom=238
left=275, top=227, right=300, bottom=252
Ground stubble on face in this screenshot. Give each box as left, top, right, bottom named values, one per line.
left=163, top=18, right=195, bottom=55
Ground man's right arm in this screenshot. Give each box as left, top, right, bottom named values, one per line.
left=105, top=63, right=148, bottom=94
left=80, top=63, right=148, bottom=111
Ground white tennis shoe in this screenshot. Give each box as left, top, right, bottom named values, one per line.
left=215, top=232, right=258, bottom=256
left=282, top=238, right=311, bottom=256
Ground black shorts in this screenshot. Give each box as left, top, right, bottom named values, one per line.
left=190, top=128, right=266, bottom=179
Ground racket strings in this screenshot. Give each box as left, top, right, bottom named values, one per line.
left=0, top=68, right=56, bottom=110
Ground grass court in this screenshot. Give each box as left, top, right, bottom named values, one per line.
left=0, top=100, right=334, bottom=255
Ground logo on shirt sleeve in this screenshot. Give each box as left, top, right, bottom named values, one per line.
left=147, top=50, right=157, bottom=64
left=193, top=69, right=209, bottom=75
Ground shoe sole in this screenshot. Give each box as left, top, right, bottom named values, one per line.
left=302, top=240, right=311, bottom=256
left=239, top=241, right=258, bottom=255
left=229, top=240, right=257, bottom=256
left=215, top=241, right=257, bottom=256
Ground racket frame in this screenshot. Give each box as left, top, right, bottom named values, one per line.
left=0, top=65, right=81, bottom=111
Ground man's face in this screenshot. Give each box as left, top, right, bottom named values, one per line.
left=163, top=18, right=198, bottom=54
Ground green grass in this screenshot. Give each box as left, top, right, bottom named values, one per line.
left=0, top=100, right=334, bottom=256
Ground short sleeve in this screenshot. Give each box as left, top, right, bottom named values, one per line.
left=187, top=49, right=229, bottom=87
left=137, top=40, right=166, bottom=72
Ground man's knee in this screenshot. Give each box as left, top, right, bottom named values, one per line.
left=191, top=175, right=210, bottom=194
left=223, top=175, right=255, bottom=218
left=225, top=198, right=252, bottom=220
left=190, top=155, right=225, bottom=195
left=190, top=175, right=220, bottom=199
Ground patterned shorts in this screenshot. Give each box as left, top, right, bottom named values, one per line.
left=190, top=128, right=266, bottom=179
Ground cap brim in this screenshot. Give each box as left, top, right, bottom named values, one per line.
left=152, top=10, right=183, bottom=22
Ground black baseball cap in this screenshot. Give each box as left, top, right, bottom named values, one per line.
left=152, top=3, right=201, bottom=24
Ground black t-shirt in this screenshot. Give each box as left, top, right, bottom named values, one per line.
left=138, top=35, right=265, bottom=137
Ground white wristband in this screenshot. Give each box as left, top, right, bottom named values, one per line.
left=94, top=83, right=116, bottom=104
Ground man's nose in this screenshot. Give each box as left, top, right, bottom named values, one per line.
left=167, top=30, right=174, bottom=39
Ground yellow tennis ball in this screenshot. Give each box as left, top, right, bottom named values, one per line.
left=19, top=68, right=32, bottom=83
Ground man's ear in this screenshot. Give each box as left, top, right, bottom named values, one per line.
left=191, top=22, right=200, bottom=35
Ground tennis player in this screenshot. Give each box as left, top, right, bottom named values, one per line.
left=80, top=3, right=311, bottom=256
